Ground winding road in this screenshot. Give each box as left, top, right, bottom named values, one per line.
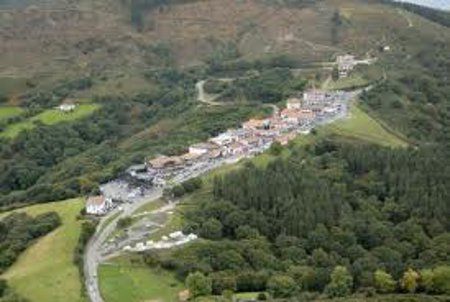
left=84, top=188, right=163, bottom=302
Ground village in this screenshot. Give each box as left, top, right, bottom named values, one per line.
left=86, top=87, right=358, bottom=216
left=83, top=54, right=375, bottom=301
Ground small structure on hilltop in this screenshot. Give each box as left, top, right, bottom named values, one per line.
left=86, top=195, right=113, bottom=215
left=336, top=54, right=356, bottom=78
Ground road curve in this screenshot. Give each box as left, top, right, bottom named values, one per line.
left=84, top=188, right=163, bottom=302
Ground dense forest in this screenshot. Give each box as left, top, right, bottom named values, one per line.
left=148, top=140, right=450, bottom=299
left=0, top=212, right=61, bottom=301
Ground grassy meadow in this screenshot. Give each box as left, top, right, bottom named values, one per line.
left=0, top=106, right=24, bottom=121
left=322, top=104, right=407, bottom=148
left=1, top=198, right=86, bottom=302
left=1, top=103, right=99, bottom=138
left=99, top=256, right=183, bottom=302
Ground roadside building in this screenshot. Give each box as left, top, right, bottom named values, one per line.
left=86, top=195, right=113, bottom=215
left=181, top=152, right=202, bottom=163
left=298, top=109, right=315, bottom=124
left=286, top=97, right=302, bottom=110
left=208, top=149, right=222, bottom=159
left=242, top=119, right=270, bottom=130
left=323, top=106, right=338, bottom=115
left=147, top=155, right=183, bottom=169
left=209, top=131, right=235, bottom=146
left=280, top=108, right=302, bottom=124
left=226, top=141, right=248, bottom=155
left=188, top=142, right=218, bottom=156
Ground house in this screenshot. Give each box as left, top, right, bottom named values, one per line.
left=297, top=109, right=315, bottom=124
left=209, top=131, right=235, bottom=146
left=188, top=142, right=218, bottom=156
left=147, top=155, right=183, bottom=169
left=323, top=106, right=338, bottom=114
left=57, top=103, right=76, bottom=112
left=242, top=119, right=270, bottom=130
left=226, top=141, right=248, bottom=155
left=286, top=97, right=302, bottom=110
left=337, top=54, right=356, bottom=78
left=181, top=152, right=202, bottom=162
left=86, top=195, right=113, bottom=215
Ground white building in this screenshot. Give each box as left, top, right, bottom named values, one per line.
left=58, top=103, right=76, bottom=112
left=209, top=133, right=232, bottom=146
left=337, top=54, right=356, bottom=78
left=286, top=97, right=302, bottom=110
left=86, top=195, right=113, bottom=215
left=188, top=142, right=217, bottom=156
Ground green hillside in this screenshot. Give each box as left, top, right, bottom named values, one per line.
left=1, top=199, right=85, bottom=302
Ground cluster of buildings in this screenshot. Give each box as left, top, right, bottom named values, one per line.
left=86, top=88, right=352, bottom=215
left=142, top=89, right=349, bottom=186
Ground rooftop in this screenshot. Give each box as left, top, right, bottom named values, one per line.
left=87, top=195, right=106, bottom=206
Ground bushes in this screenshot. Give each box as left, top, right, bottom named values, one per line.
left=0, top=279, right=6, bottom=297
left=117, top=217, right=133, bottom=229
left=186, top=272, right=212, bottom=298
left=267, top=275, right=296, bottom=298
left=170, top=177, right=203, bottom=198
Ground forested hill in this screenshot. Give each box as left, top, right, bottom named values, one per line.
left=160, top=139, right=450, bottom=300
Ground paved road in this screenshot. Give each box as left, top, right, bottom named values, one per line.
left=83, top=156, right=241, bottom=302
left=84, top=188, right=163, bottom=302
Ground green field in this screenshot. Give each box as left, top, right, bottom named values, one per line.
left=99, top=257, right=183, bottom=302
left=0, top=106, right=24, bottom=121
left=323, top=104, right=407, bottom=148
left=133, top=198, right=166, bottom=216
left=1, top=198, right=86, bottom=302
left=327, top=74, right=370, bottom=90
left=1, top=103, right=99, bottom=138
